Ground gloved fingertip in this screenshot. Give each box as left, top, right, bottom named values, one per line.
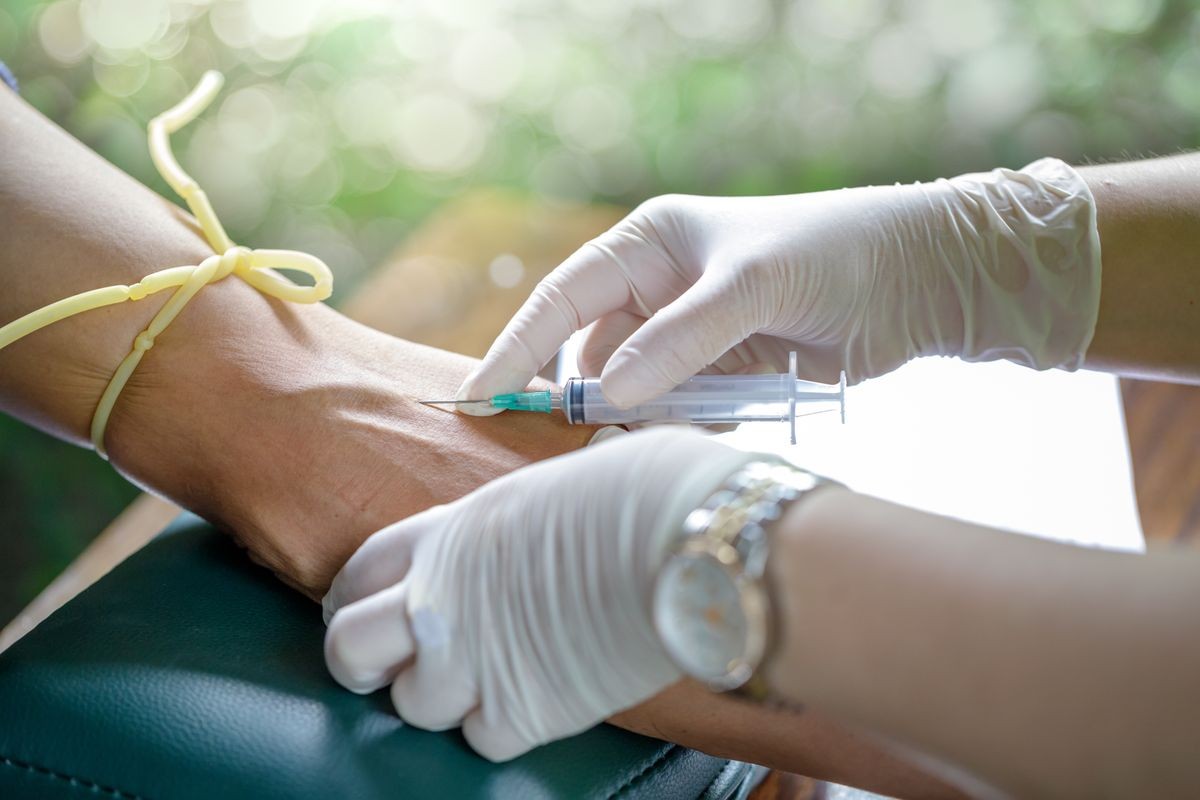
left=598, top=360, right=657, bottom=410
left=454, top=363, right=538, bottom=417
left=386, top=652, right=475, bottom=734
left=462, top=711, right=532, bottom=763
left=324, top=625, right=390, bottom=695
left=586, top=425, right=628, bottom=447
left=323, top=584, right=415, bottom=695
left=456, top=401, right=503, bottom=417
left=321, top=590, right=339, bottom=626
left=447, top=375, right=500, bottom=417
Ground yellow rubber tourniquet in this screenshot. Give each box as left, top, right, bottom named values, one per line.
left=0, top=71, right=333, bottom=459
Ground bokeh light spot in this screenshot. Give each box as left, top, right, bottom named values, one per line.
left=392, top=92, right=487, bottom=174
left=450, top=28, right=524, bottom=101
left=1084, top=0, right=1163, bottom=34
left=184, top=119, right=271, bottom=231
left=1165, top=47, right=1200, bottom=112
left=911, top=0, right=1005, bottom=58
left=208, top=2, right=255, bottom=49
left=93, top=56, right=149, bottom=97
left=793, top=0, right=887, bottom=43
left=662, top=0, right=771, bottom=48
left=38, top=0, right=89, bottom=64
left=335, top=79, right=400, bottom=147
left=488, top=253, right=525, bottom=288
left=865, top=26, right=940, bottom=100
left=80, top=0, right=169, bottom=52
left=248, top=0, right=321, bottom=41
left=946, top=43, right=1044, bottom=131
left=218, top=84, right=283, bottom=153
left=554, top=83, right=633, bottom=153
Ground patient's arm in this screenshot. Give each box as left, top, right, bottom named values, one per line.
left=0, top=86, right=959, bottom=798
left=0, top=83, right=594, bottom=593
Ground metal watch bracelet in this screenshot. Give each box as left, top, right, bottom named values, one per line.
left=679, top=459, right=842, bottom=701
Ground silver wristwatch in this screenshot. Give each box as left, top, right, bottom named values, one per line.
left=652, top=460, right=840, bottom=700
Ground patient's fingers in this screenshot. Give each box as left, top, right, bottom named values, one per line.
left=323, top=506, right=452, bottom=623
left=324, top=581, right=414, bottom=694
left=390, top=635, right=477, bottom=732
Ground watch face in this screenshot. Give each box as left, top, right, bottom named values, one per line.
left=653, top=552, right=748, bottom=682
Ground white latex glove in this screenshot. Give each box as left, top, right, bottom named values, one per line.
left=322, top=426, right=755, bottom=762
left=457, top=158, right=1100, bottom=411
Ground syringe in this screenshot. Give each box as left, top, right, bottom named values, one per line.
left=422, top=353, right=845, bottom=445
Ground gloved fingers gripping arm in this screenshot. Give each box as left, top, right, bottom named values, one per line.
left=324, top=427, right=756, bottom=762
left=320, top=425, right=630, bottom=619
left=461, top=159, right=1105, bottom=410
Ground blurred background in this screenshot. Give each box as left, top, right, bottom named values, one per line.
left=1, top=0, right=1199, bottom=622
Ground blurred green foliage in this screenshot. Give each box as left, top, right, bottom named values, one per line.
left=0, top=0, right=1198, bottom=621
left=0, top=414, right=139, bottom=618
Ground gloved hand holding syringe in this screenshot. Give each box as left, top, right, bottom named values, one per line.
left=420, top=352, right=845, bottom=445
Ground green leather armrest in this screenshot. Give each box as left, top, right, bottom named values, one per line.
left=0, top=514, right=756, bottom=799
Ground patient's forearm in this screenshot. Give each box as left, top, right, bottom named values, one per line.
left=0, top=84, right=218, bottom=443
left=0, top=86, right=593, bottom=590
left=0, top=88, right=956, bottom=799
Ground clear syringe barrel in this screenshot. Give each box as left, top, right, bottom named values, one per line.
left=560, top=356, right=845, bottom=446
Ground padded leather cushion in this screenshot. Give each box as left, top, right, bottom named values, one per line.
left=0, top=514, right=750, bottom=799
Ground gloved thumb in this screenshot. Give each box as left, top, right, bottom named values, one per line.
left=599, top=276, right=754, bottom=408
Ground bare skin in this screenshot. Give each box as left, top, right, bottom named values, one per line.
left=1081, top=155, right=1200, bottom=382
left=0, top=86, right=959, bottom=797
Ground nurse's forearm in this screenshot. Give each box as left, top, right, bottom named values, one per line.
left=768, top=488, right=1200, bottom=797
left=614, top=682, right=964, bottom=798
left=1082, top=154, right=1200, bottom=381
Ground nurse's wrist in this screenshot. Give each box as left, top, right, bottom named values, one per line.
left=760, top=484, right=855, bottom=703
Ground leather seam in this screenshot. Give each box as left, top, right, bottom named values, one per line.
left=701, top=759, right=747, bottom=800
left=0, top=754, right=148, bottom=800
left=603, top=744, right=680, bottom=800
